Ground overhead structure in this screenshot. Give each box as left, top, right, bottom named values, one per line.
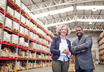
left=21, top=0, right=104, bottom=33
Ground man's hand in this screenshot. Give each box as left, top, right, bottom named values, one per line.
left=62, top=48, right=70, bottom=55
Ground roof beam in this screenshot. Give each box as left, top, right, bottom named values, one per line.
left=30, top=0, right=104, bottom=12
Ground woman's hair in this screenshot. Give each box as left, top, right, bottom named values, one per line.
left=56, top=25, right=70, bottom=36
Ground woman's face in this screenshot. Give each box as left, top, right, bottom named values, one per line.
left=60, top=26, right=67, bottom=37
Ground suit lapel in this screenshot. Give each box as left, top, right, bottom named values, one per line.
left=78, top=35, right=85, bottom=45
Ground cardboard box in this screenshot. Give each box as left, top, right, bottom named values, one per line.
left=29, top=42, right=36, bottom=49
left=11, top=34, right=18, bottom=44
left=20, top=26, right=24, bottom=34
left=0, top=13, right=4, bottom=24
left=5, top=17, right=12, bottom=28
left=7, top=6, right=14, bottom=16
left=24, top=28, right=29, bottom=36
left=21, top=15, right=26, bottom=24
left=15, top=0, right=21, bottom=7
left=0, top=28, right=3, bottom=40
left=0, top=0, right=6, bottom=10
left=3, top=31, right=11, bottom=42
left=12, top=21, right=19, bottom=31
left=19, top=37, right=25, bottom=46
left=25, top=19, right=30, bottom=27
left=30, top=22, right=34, bottom=29
left=14, top=11, right=20, bottom=20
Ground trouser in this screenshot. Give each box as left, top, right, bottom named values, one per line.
left=52, top=60, right=69, bottom=72
left=76, top=67, right=93, bottom=72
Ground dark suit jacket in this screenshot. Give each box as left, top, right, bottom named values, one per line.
left=71, top=34, right=94, bottom=70
left=50, top=36, right=71, bottom=61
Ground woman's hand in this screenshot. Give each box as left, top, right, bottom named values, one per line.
left=62, top=48, right=70, bottom=55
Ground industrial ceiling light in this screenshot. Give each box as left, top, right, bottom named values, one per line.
left=34, top=6, right=104, bottom=18
left=46, top=19, right=104, bottom=27
left=34, top=6, right=74, bottom=18
left=76, top=6, right=104, bottom=11
left=89, top=22, right=92, bottom=24
left=92, top=7, right=97, bottom=12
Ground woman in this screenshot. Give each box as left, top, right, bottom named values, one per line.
left=50, top=25, right=72, bottom=72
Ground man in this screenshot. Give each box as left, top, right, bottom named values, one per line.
left=71, top=26, right=94, bottom=72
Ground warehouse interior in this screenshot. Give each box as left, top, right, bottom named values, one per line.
left=0, top=0, right=104, bottom=72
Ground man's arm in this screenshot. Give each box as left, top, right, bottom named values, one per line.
left=74, top=36, right=92, bottom=52
left=71, top=41, right=81, bottom=54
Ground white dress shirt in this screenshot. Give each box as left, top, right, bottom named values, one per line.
left=58, top=37, right=71, bottom=61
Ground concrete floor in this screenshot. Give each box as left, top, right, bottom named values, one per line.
left=19, top=64, right=104, bottom=72
left=96, top=64, right=104, bottom=72
left=19, top=67, right=52, bottom=72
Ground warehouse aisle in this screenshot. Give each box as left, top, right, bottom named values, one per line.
left=96, top=64, right=104, bottom=72
left=19, top=64, right=104, bottom=72
left=19, top=66, right=52, bottom=72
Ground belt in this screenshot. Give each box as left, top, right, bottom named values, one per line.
left=56, top=60, right=69, bottom=63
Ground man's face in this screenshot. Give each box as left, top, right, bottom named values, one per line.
left=76, top=27, right=83, bottom=37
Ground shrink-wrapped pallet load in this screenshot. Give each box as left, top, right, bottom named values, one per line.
left=5, top=17, right=12, bottom=29
left=20, top=26, right=25, bottom=34
left=25, top=19, right=30, bottom=27
left=0, top=0, right=6, bottom=10
left=14, top=11, right=20, bottom=20
left=24, top=42, right=29, bottom=47
left=21, top=15, right=26, bottom=24
left=19, top=37, right=25, bottom=46
left=3, top=31, right=11, bottom=42
left=15, top=0, right=21, bottom=7
left=0, top=28, right=3, bottom=40
left=30, top=22, right=34, bottom=29
left=7, top=6, right=14, bottom=16
left=0, top=13, right=4, bottom=24
left=29, top=42, right=36, bottom=49
left=12, top=21, right=20, bottom=32
left=11, top=34, right=18, bottom=44
left=24, top=28, right=29, bottom=36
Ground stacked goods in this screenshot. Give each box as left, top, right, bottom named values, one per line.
left=25, top=19, right=30, bottom=27
left=69, top=55, right=75, bottom=72
left=21, top=15, right=26, bottom=24
left=0, top=49, right=8, bottom=57
left=5, top=17, right=12, bottom=29
left=0, top=0, right=6, bottom=10
left=0, top=13, right=4, bottom=24
left=19, top=37, right=25, bottom=46
left=29, top=22, right=34, bottom=29
left=0, top=0, right=53, bottom=71
left=32, top=24, right=37, bottom=31
left=0, top=64, right=11, bottom=72
left=11, top=34, right=19, bottom=44
left=69, top=64, right=75, bottom=72
left=16, top=61, right=25, bottom=70
left=7, top=6, right=14, bottom=16
left=98, top=31, right=104, bottom=64
left=3, top=31, right=11, bottom=42
left=15, top=0, right=21, bottom=7
left=20, top=26, right=25, bottom=34
left=29, top=32, right=33, bottom=39
left=24, top=28, right=29, bottom=36
left=18, top=49, right=26, bottom=58
left=0, top=47, right=17, bottom=58
left=14, top=11, right=20, bottom=20
left=24, top=42, right=29, bottom=47
left=0, top=28, right=3, bottom=40
left=41, top=54, right=44, bottom=59
left=12, top=21, right=20, bottom=32
left=29, top=42, right=36, bottom=49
